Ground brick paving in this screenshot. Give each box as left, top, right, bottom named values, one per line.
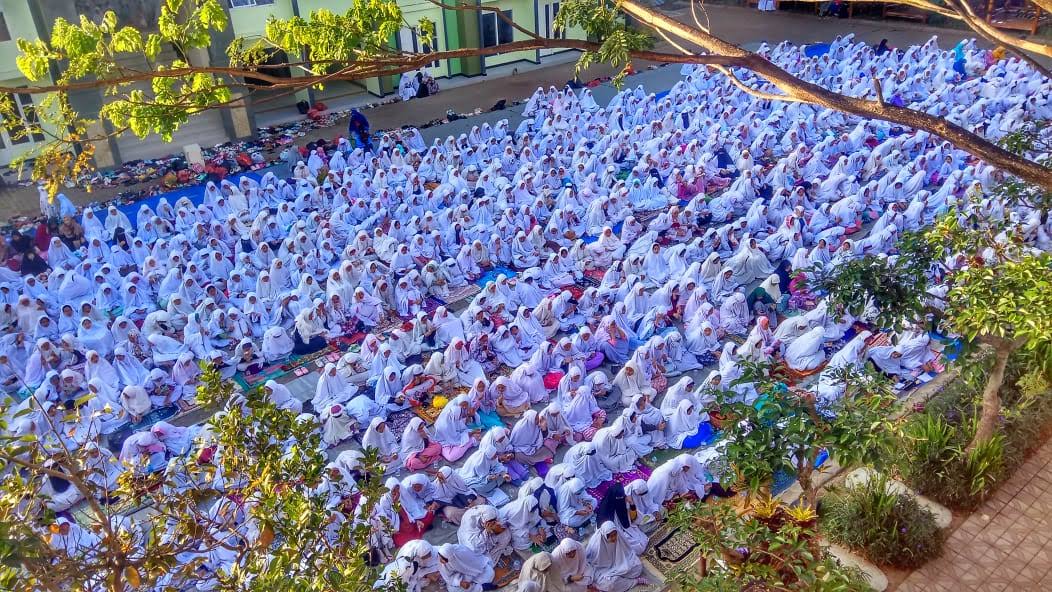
left=897, top=439, right=1052, bottom=592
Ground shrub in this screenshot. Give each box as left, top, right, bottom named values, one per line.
left=821, top=475, right=944, bottom=569
left=897, top=413, right=1007, bottom=510
left=895, top=353, right=1052, bottom=510
left=670, top=499, right=871, bottom=592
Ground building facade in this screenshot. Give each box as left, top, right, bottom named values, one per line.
left=0, top=0, right=581, bottom=169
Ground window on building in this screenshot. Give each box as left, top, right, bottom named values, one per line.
left=229, top=0, right=275, bottom=8
left=544, top=3, right=565, bottom=40
left=3, top=92, right=46, bottom=146
left=0, top=13, right=11, bottom=42
left=398, top=27, right=439, bottom=68
left=480, top=11, right=514, bottom=48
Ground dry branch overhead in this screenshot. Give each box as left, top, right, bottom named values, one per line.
left=617, top=0, right=1052, bottom=191
left=4, top=0, right=1049, bottom=194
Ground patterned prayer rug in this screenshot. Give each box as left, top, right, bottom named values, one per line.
left=105, top=406, right=178, bottom=451
left=412, top=405, right=442, bottom=425
left=586, top=462, right=655, bottom=502
left=438, top=283, right=482, bottom=306
left=551, top=285, right=585, bottom=301
left=492, top=553, right=524, bottom=588
left=422, top=296, right=443, bottom=316
left=584, top=268, right=605, bottom=283
left=642, top=524, right=701, bottom=577
left=780, top=359, right=828, bottom=385
left=386, top=408, right=416, bottom=437
left=375, top=316, right=406, bottom=335
left=580, top=273, right=601, bottom=287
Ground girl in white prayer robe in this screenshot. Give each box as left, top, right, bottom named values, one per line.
left=585, top=521, right=643, bottom=592
left=312, top=363, right=358, bottom=410
left=261, top=325, right=294, bottom=362
left=436, top=543, right=495, bottom=592
left=457, top=505, right=513, bottom=563
left=868, top=330, right=935, bottom=377
left=444, top=338, right=486, bottom=387
left=641, top=243, right=670, bottom=288
left=374, top=366, right=410, bottom=414
left=562, top=441, right=613, bottom=488
left=725, top=237, right=774, bottom=284
left=592, top=421, right=637, bottom=474
left=549, top=538, right=594, bottom=592
left=363, top=417, right=401, bottom=473
left=433, top=306, right=466, bottom=348
left=814, top=330, right=872, bottom=405
left=646, top=454, right=709, bottom=508
left=663, top=399, right=706, bottom=449
left=557, top=477, right=595, bottom=529
left=320, top=403, right=356, bottom=448
left=783, top=326, right=829, bottom=372
left=499, top=492, right=545, bottom=550
left=612, top=360, right=656, bottom=406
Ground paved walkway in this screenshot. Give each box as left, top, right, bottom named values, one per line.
left=897, top=439, right=1052, bottom=592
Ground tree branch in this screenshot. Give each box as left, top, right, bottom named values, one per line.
left=618, top=0, right=1052, bottom=191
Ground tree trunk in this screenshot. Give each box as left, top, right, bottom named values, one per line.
left=967, top=343, right=1013, bottom=452
left=797, top=451, right=818, bottom=508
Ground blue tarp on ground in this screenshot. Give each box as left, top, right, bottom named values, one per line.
left=97, top=171, right=265, bottom=229
left=804, top=43, right=831, bottom=57
left=475, top=265, right=517, bottom=287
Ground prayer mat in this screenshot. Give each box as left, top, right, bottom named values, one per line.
left=438, top=283, right=481, bottom=306
left=543, top=371, right=564, bottom=390
left=413, top=404, right=443, bottom=425
left=386, top=408, right=416, bottom=436
left=234, top=344, right=339, bottom=390
left=341, top=332, right=367, bottom=346
left=643, top=524, right=701, bottom=577
left=866, top=332, right=891, bottom=348
left=236, top=364, right=285, bottom=390
left=106, top=405, right=178, bottom=451
left=553, top=285, right=584, bottom=301
left=493, top=553, right=524, bottom=588
left=580, top=274, right=601, bottom=288
left=475, top=266, right=517, bottom=288
left=375, top=316, right=406, bottom=335
left=422, top=296, right=443, bottom=316
left=586, top=462, right=654, bottom=502
left=651, top=374, right=668, bottom=393
left=725, top=334, right=746, bottom=345
left=584, top=268, right=605, bottom=283
left=333, top=335, right=363, bottom=349
left=635, top=210, right=661, bottom=225
left=780, top=360, right=828, bottom=384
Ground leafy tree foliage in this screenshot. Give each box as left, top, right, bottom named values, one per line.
left=713, top=363, right=897, bottom=507
left=0, top=365, right=385, bottom=592
left=667, top=499, right=869, bottom=591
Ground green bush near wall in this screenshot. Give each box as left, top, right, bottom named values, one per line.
left=895, top=353, right=1052, bottom=511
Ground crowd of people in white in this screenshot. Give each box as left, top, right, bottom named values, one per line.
left=4, top=33, right=1051, bottom=592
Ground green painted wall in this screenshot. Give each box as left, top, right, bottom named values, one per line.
left=0, top=0, right=39, bottom=81
left=480, top=0, right=537, bottom=68
left=227, top=0, right=295, bottom=40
